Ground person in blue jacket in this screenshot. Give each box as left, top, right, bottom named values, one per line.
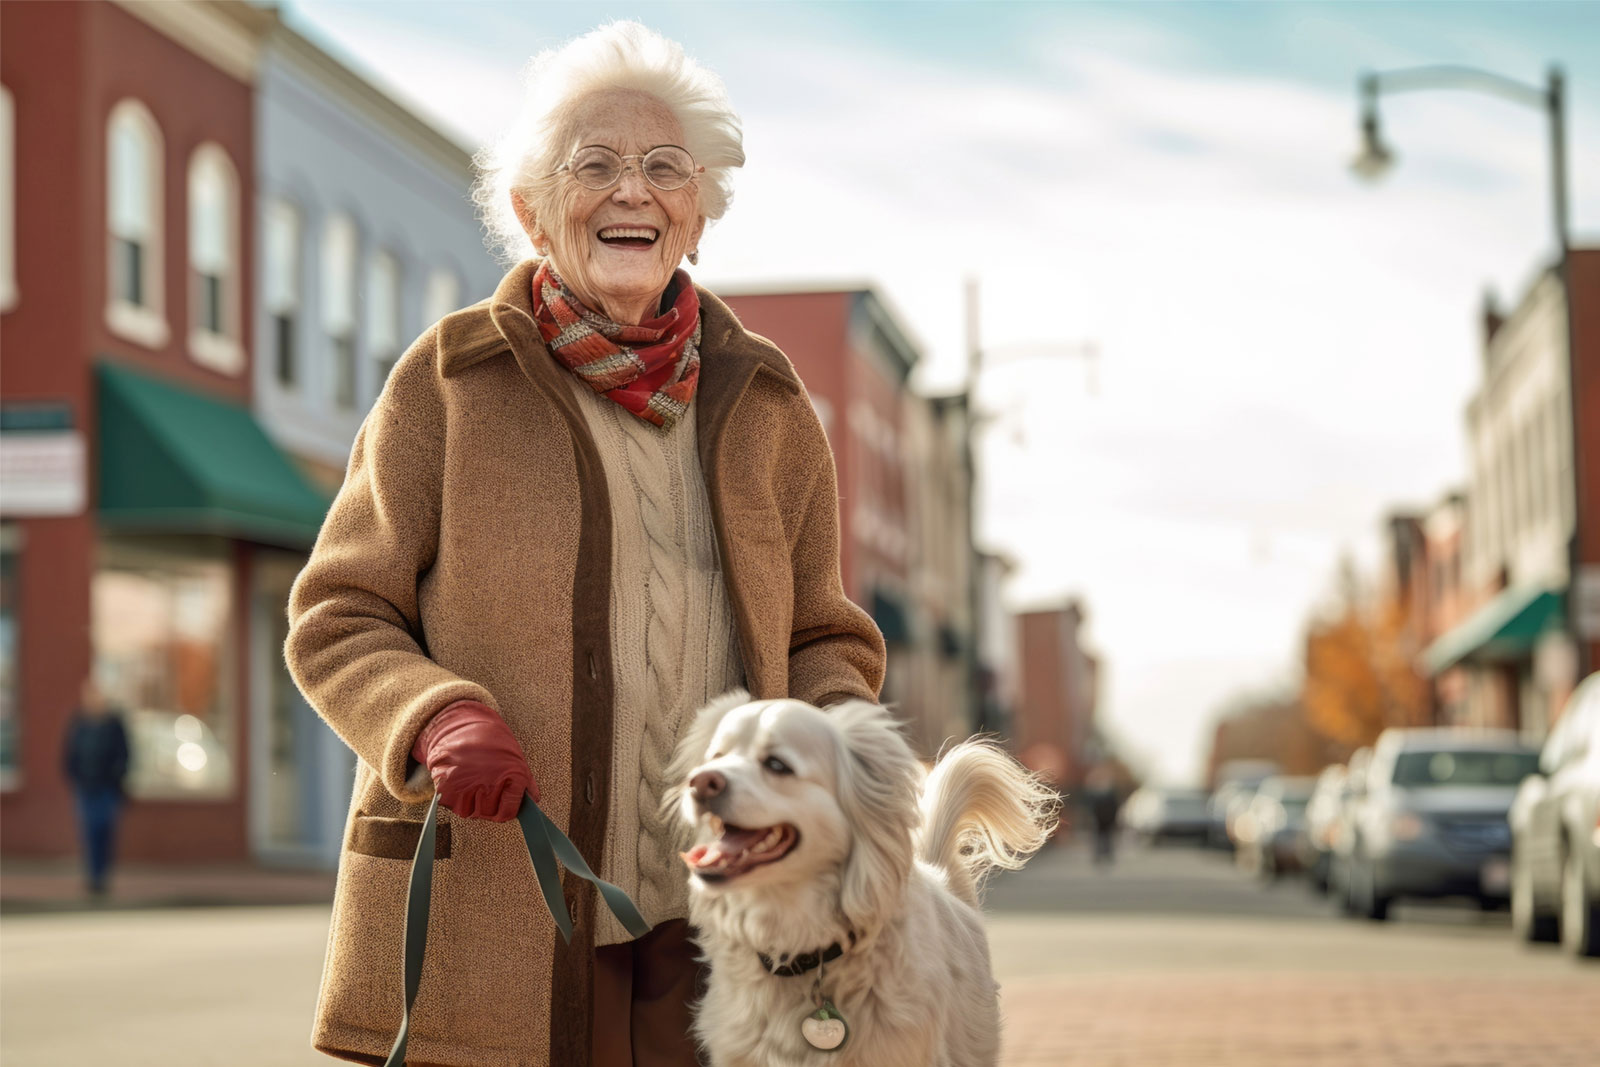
left=61, top=677, right=130, bottom=896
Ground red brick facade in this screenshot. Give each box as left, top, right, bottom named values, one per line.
left=1, top=2, right=257, bottom=860
left=720, top=288, right=922, bottom=705
left=1015, top=602, right=1098, bottom=788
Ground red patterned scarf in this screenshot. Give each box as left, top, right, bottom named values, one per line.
left=530, top=260, right=701, bottom=430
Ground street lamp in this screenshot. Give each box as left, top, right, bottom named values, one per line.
left=1350, top=62, right=1585, bottom=676
left=1349, top=65, right=1567, bottom=247
left=961, top=277, right=1099, bottom=733
left=1349, top=76, right=1395, bottom=181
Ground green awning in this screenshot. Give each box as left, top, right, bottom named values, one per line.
left=1421, top=585, right=1566, bottom=676
left=96, top=362, right=330, bottom=548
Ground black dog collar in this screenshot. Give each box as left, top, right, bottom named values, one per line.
left=757, top=931, right=857, bottom=977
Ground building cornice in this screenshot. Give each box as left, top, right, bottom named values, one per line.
left=853, top=288, right=922, bottom=382
left=714, top=281, right=924, bottom=383
left=267, top=17, right=477, bottom=178
left=110, top=0, right=272, bottom=84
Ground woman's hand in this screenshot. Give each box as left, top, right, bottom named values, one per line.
left=412, top=701, right=540, bottom=821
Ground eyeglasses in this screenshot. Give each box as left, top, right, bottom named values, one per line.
left=557, top=144, right=700, bottom=192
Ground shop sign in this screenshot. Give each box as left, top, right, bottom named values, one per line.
left=0, top=404, right=86, bottom=517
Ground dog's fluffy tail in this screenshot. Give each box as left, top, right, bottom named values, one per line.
left=916, top=741, right=1060, bottom=907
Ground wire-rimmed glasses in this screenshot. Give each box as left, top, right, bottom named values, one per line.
left=558, top=144, right=700, bottom=192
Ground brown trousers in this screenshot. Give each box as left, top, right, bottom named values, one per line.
left=590, top=919, right=707, bottom=1067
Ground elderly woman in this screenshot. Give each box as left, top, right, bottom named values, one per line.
left=285, top=21, right=885, bottom=1067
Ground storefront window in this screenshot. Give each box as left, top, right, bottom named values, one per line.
left=0, top=523, right=19, bottom=790
left=92, top=537, right=234, bottom=798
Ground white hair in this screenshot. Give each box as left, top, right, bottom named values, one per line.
left=473, top=21, right=745, bottom=265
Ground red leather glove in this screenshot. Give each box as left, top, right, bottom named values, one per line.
left=411, top=700, right=539, bottom=822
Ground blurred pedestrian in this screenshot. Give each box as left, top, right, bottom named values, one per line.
left=61, top=677, right=130, bottom=896
left=283, top=21, right=883, bottom=1066
left=1084, top=766, right=1121, bottom=867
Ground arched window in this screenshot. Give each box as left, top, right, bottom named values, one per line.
left=423, top=267, right=461, bottom=327
left=1, top=85, right=15, bottom=312
left=187, top=143, right=242, bottom=373
left=106, top=99, right=166, bottom=347
left=264, top=198, right=302, bottom=389
left=367, top=249, right=401, bottom=394
left=321, top=213, right=358, bottom=409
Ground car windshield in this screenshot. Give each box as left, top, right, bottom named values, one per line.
left=1391, top=749, right=1540, bottom=787
left=1164, top=794, right=1209, bottom=818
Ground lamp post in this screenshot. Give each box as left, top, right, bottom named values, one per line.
left=1351, top=63, right=1586, bottom=679
left=962, top=277, right=1099, bottom=734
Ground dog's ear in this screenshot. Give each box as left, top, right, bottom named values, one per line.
left=660, top=688, right=751, bottom=829
left=828, top=700, right=922, bottom=933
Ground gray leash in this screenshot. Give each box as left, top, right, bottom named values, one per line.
left=385, top=793, right=651, bottom=1066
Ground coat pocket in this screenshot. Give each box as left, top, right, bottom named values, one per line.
left=349, top=810, right=452, bottom=861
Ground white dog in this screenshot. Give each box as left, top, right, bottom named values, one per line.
left=665, top=691, right=1059, bottom=1067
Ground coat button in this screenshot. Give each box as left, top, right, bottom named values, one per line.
left=587, top=652, right=598, bottom=679
left=585, top=772, right=596, bottom=805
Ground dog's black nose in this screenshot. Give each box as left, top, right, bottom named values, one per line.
left=690, top=769, right=727, bottom=803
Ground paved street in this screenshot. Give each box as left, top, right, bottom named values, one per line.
left=2, top=841, right=1597, bottom=1065
left=987, top=841, right=1600, bottom=1067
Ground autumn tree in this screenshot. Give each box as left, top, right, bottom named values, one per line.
left=1301, top=592, right=1431, bottom=749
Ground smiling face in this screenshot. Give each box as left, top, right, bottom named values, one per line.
left=679, top=700, right=852, bottom=893
left=517, top=88, right=706, bottom=325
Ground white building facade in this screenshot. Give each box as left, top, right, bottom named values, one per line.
left=249, top=17, right=502, bottom=867
left=1427, top=270, right=1579, bottom=737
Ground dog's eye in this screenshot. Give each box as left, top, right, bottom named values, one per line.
left=762, top=755, right=793, bottom=775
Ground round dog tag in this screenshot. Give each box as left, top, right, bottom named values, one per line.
left=800, top=1001, right=849, bottom=1051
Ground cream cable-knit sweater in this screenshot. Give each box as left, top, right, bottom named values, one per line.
left=567, top=376, right=746, bottom=946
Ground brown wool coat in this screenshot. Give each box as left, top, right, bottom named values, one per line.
left=284, top=258, right=885, bottom=1067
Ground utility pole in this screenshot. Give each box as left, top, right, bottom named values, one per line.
left=1353, top=63, right=1587, bottom=679
left=964, top=277, right=987, bottom=733
left=961, top=277, right=1100, bottom=735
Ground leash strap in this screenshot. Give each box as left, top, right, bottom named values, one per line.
left=516, top=797, right=651, bottom=943
left=384, top=793, right=651, bottom=1067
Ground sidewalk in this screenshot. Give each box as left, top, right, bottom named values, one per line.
left=0, top=857, right=335, bottom=914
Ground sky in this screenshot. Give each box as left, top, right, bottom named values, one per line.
left=275, top=1, right=1600, bottom=784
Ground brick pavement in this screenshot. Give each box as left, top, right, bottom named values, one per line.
left=999, top=973, right=1600, bottom=1067
left=986, top=846, right=1600, bottom=1067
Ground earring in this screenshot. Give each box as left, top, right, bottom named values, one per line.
left=688, top=249, right=699, bottom=266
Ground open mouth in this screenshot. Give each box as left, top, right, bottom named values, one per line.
left=682, top=815, right=799, bottom=883
left=597, top=225, right=659, bottom=250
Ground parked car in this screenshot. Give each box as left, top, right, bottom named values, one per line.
left=1302, top=764, right=1348, bottom=894
left=1510, top=673, right=1600, bottom=956
left=1123, top=786, right=1211, bottom=845
left=1206, top=760, right=1278, bottom=850
left=1327, top=747, right=1373, bottom=905
left=1340, top=728, right=1540, bottom=921
left=1207, top=782, right=1245, bottom=850
left=1235, top=776, right=1317, bottom=878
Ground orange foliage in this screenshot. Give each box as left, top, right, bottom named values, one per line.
left=1302, top=594, right=1430, bottom=749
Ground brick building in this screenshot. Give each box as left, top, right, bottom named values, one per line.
left=0, top=0, right=497, bottom=870
left=1, top=0, right=298, bottom=862
left=1014, top=600, right=1100, bottom=789
left=718, top=286, right=982, bottom=752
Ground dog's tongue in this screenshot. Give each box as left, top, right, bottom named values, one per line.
left=682, top=825, right=770, bottom=870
